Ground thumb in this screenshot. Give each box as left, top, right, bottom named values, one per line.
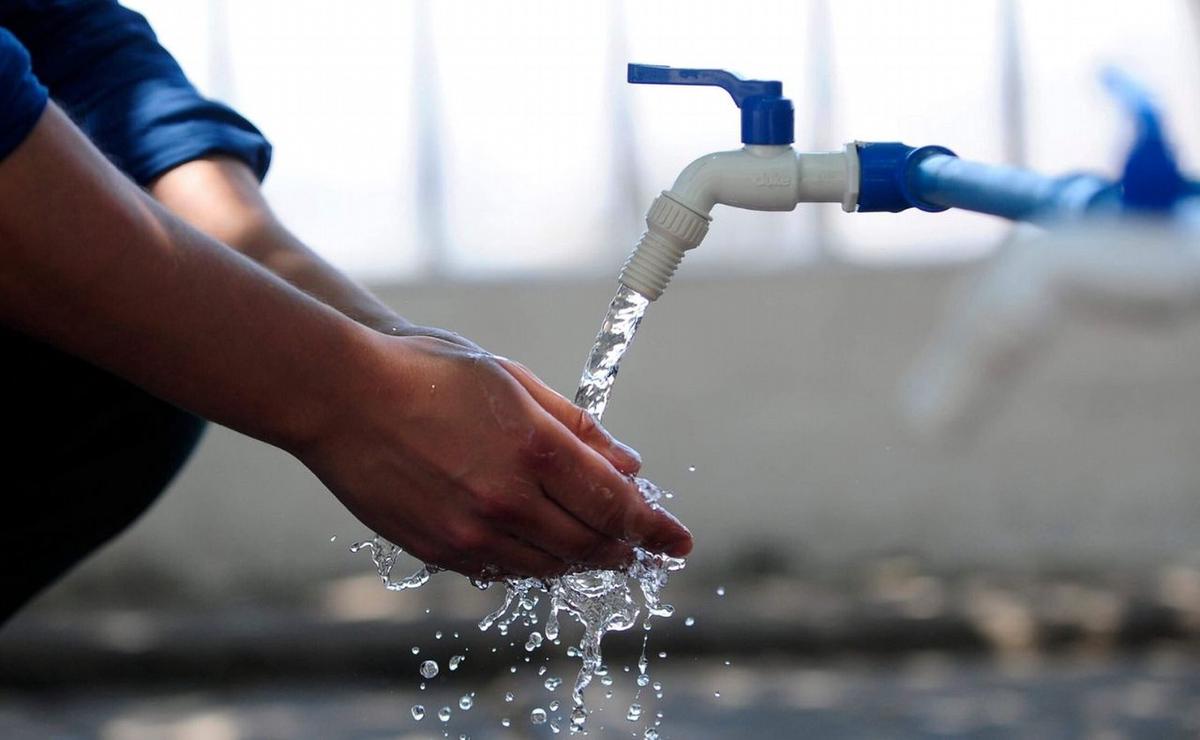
left=497, top=357, right=642, bottom=476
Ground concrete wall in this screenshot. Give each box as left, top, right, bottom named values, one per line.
left=49, top=264, right=1200, bottom=601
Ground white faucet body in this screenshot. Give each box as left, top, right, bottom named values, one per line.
left=670, top=144, right=859, bottom=214
left=619, top=144, right=860, bottom=300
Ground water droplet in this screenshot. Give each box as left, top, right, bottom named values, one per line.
left=537, top=665, right=547, bottom=676
left=571, top=705, right=588, bottom=731
left=544, top=676, right=562, bottom=692
left=724, top=660, right=731, bottom=666
left=684, top=616, right=695, bottom=627
left=435, top=630, right=443, bottom=640
left=449, top=655, right=465, bottom=671
left=605, top=690, right=613, bottom=699
left=549, top=700, right=560, bottom=711
left=658, top=651, right=667, bottom=659
left=626, top=703, right=643, bottom=722
left=419, top=682, right=426, bottom=691
left=531, top=708, right=548, bottom=725
left=687, top=465, right=696, bottom=472
left=420, top=660, right=439, bottom=679
left=600, top=675, right=613, bottom=687
left=645, top=730, right=660, bottom=740
left=716, top=586, right=726, bottom=597
left=501, top=718, right=511, bottom=727
left=652, top=681, right=662, bottom=691
left=329, top=535, right=337, bottom=542
left=459, top=694, right=473, bottom=710
left=504, top=691, right=514, bottom=703
left=509, top=665, right=517, bottom=674
left=411, top=646, right=420, bottom=655
left=714, top=691, right=721, bottom=698
left=438, top=706, right=451, bottom=722
left=637, top=674, right=650, bottom=687
left=524, top=631, right=543, bottom=652
left=550, top=720, right=561, bottom=733
left=411, top=705, right=425, bottom=721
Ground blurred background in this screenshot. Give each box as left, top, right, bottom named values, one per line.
left=6, top=1, right=1200, bottom=737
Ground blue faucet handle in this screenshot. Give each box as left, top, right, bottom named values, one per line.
left=1102, top=67, right=1188, bottom=212
left=627, top=63, right=794, bottom=146
left=627, top=64, right=782, bottom=106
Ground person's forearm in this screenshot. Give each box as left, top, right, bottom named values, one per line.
left=0, top=105, right=373, bottom=450
left=148, top=156, right=407, bottom=332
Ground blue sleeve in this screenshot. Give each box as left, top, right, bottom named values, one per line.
left=0, top=27, right=48, bottom=162
left=4, top=1, right=271, bottom=185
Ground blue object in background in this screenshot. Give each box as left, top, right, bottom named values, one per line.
left=856, top=69, right=1200, bottom=222
left=1102, top=67, right=1189, bottom=213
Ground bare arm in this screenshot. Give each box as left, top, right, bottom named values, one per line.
left=0, top=106, right=690, bottom=575
left=0, top=107, right=357, bottom=449
left=148, top=155, right=442, bottom=337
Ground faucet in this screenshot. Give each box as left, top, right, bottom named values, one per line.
left=620, top=64, right=1200, bottom=438
left=899, top=69, right=1200, bottom=437
left=619, top=64, right=859, bottom=301
left=617, top=63, right=1175, bottom=303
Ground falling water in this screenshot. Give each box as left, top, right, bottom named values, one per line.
left=354, top=283, right=685, bottom=734
left=572, top=284, right=650, bottom=418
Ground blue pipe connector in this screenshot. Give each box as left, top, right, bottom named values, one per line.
left=856, top=142, right=955, bottom=213
left=856, top=141, right=1115, bottom=223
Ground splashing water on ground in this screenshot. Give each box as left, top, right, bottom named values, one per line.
left=353, top=284, right=685, bottom=734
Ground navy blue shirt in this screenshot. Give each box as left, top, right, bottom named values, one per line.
left=0, top=0, right=270, bottom=184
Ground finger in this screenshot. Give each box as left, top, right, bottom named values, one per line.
left=393, top=325, right=484, bottom=351
left=482, top=536, right=573, bottom=580
left=498, top=491, right=634, bottom=570
left=526, top=427, right=692, bottom=557
left=499, top=358, right=642, bottom=475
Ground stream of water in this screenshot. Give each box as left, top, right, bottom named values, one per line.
left=354, top=283, right=685, bottom=736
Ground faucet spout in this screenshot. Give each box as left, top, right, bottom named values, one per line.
left=618, top=144, right=860, bottom=301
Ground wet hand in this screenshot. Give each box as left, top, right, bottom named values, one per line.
left=297, top=334, right=692, bottom=580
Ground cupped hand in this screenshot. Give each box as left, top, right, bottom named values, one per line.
left=297, top=333, right=692, bottom=580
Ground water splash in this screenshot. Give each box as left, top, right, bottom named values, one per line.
left=354, top=284, right=685, bottom=734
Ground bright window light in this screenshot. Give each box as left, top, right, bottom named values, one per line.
left=120, top=0, right=1200, bottom=282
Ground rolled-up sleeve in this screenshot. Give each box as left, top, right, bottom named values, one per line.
left=0, top=27, right=48, bottom=162
left=4, top=0, right=271, bottom=185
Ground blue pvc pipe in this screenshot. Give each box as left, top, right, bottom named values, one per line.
left=910, top=154, right=1114, bottom=223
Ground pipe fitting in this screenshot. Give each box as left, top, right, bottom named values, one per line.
left=619, top=192, right=710, bottom=301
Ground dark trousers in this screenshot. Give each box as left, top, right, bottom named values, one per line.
left=1, top=328, right=205, bottom=623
